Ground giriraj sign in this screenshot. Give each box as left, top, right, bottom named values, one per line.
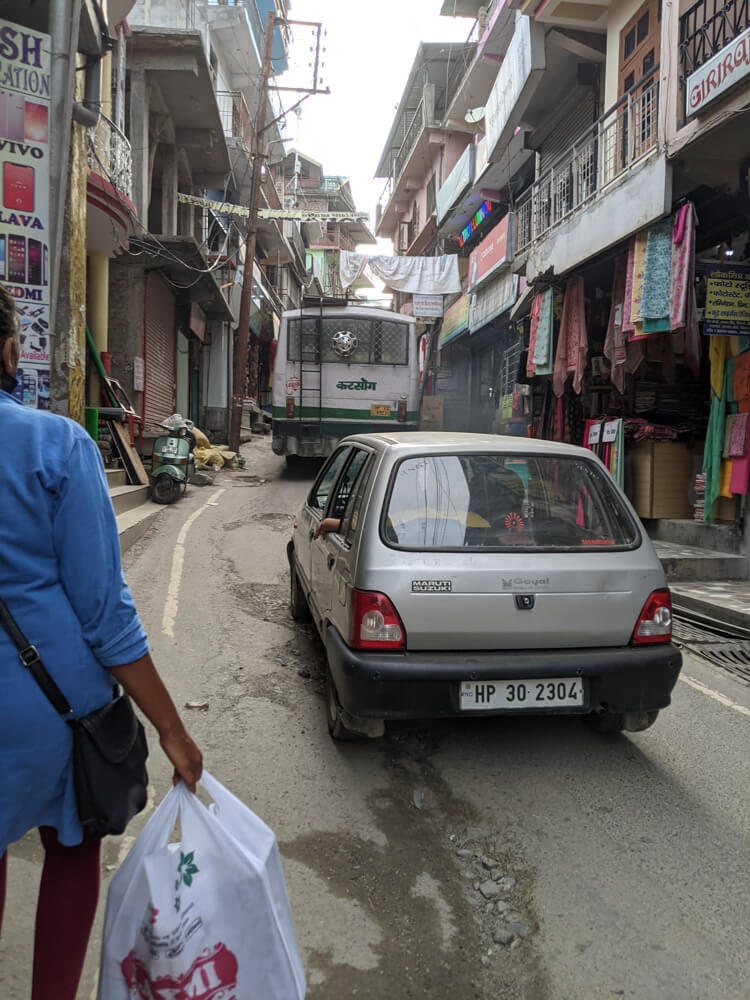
left=686, top=25, right=750, bottom=117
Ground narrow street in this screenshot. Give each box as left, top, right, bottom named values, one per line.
left=2, top=437, right=749, bottom=1000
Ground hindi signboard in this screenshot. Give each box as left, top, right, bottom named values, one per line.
left=0, top=18, right=51, bottom=409
left=412, top=293, right=444, bottom=319
left=438, top=294, right=470, bottom=348
left=704, top=263, right=750, bottom=337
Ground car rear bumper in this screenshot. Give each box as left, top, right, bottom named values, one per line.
left=325, top=626, right=683, bottom=720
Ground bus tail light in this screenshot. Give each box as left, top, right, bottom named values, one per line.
left=286, top=396, right=295, bottom=418
left=348, top=589, right=406, bottom=650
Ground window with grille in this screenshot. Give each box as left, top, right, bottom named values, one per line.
left=287, top=317, right=410, bottom=365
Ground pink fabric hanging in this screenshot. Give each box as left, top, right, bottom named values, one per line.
left=553, top=276, right=588, bottom=397
left=670, top=202, right=700, bottom=378
left=527, top=293, right=542, bottom=377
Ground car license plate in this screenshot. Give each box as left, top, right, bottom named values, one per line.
left=371, top=404, right=391, bottom=417
left=460, top=678, right=585, bottom=711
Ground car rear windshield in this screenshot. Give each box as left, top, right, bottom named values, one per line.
left=383, top=453, right=639, bottom=550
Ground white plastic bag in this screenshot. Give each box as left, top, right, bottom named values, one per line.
left=97, top=771, right=306, bottom=1000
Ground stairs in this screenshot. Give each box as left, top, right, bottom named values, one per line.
left=644, top=518, right=747, bottom=583
left=107, top=468, right=163, bottom=554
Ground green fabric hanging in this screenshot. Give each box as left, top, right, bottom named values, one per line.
left=703, top=366, right=728, bottom=523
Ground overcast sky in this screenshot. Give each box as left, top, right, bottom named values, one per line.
left=280, top=1, right=473, bottom=254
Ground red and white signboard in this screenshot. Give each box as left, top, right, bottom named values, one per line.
left=468, top=214, right=512, bottom=291
left=686, top=25, right=750, bottom=117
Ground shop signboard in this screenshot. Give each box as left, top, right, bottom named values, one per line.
left=412, top=293, right=444, bottom=319
left=468, top=214, right=512, bottom=291
left=0, top=18, right=51, bottom=409
left=686, top=25, right=750, bottom=117
left=438, top=293, right=469, bottom=348
left=485, top=16, right=545, bottom=161
left=469, top=269, right=519, bottom=333
left=704, top=262, right=750, bottom=336
left=436, top=143, right=475, bottom=225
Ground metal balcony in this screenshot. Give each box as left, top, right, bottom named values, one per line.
left=87, top=113, right=132, bottom=201
left=679, top=0, right=750, bottom=85
left=514, top=75, right=659, bottom=255
left=215, top=90, right=252, bottom=150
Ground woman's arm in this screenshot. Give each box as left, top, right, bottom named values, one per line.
left=110, top=652, right=202, bottom=792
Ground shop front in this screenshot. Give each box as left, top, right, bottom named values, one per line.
left=515, top=201, right=750, bottom=542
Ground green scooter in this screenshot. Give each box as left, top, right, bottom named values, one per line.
left=150, top=415, right=196, bottom=505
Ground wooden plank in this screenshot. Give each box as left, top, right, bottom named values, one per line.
left=109, top=420, right=149, bottom=486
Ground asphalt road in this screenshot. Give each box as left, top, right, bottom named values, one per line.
left=1, top=436, right=748, bottom=1000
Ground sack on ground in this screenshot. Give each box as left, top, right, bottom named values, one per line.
left=97, top=771, right=306, bottom=1000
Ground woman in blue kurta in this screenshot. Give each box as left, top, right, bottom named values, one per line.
left=0, top=285, right=203, bottom=1000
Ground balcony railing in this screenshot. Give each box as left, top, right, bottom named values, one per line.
left=514, top=75, right=659, bottom=255
left=215, top=90, right=252, bottom=150
left=88, top=113, right=132, bottom=201
left=679, top=0, right=750, bottom=85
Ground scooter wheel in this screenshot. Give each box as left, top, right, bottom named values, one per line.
left=151, top=473, right=181, bottom=505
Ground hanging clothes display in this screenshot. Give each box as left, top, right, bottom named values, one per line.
left=703, top=366, right=728, bottom=522
left=628, top=231, right=649, bottom=340
left=622, top=237, right=636, bottom=335
left=553, top=276, right=587, bottom=397
left=603, top=254, right=627, bottom=393
left=527, top=288, right=553, bottom=377
left=641, top=219, right=673, bottom=333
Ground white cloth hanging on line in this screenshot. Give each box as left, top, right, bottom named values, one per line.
left=339, top=250, right=461, bottom=295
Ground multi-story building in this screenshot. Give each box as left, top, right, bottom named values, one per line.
left=271, top=149, right=376, bottom=298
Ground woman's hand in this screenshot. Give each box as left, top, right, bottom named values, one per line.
left=160, top=724, right=203, bottom=793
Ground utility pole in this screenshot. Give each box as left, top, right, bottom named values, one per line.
left=229, top=10, right=275, bottom=453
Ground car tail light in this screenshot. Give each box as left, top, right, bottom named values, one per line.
left=349, top=589, right=406, bottom=650
left=286, top=396, right=295, bottom=418
left=632, top=589, right=672, bottom=645
left=397, top=397, right=407, bottom=422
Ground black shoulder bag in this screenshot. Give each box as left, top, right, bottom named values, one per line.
left=0, top=595, right=149, bottom=840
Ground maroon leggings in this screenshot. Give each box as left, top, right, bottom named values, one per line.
left=0, top=826, right=100, bottom=1000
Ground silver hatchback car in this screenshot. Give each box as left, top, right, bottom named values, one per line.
left=287, top=433, right=682, bottom=739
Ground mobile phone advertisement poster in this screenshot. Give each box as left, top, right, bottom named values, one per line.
left=0, top=18, right=51, bottom=409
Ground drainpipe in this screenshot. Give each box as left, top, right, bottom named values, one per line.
left=72, top=56, right=102, bottom=128
left=49, top=0, right=80, bottom=345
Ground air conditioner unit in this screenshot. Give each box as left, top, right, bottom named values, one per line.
left=398, top=223, right=409, bottom=252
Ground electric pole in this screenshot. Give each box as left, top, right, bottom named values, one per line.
left=229, top=10, right=275, bottom=453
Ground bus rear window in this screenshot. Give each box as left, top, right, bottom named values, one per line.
left=287, top=317, right=409, bottom=365
left=383, top=453, right=639, bottom=550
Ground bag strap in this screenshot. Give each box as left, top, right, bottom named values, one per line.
left=0, top=595, right=76, bottom=719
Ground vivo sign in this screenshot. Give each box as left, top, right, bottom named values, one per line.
left=686, top=26, right=750, bottom=116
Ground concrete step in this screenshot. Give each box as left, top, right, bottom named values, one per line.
left=652, top=540, right=748, bottom=583
left=644, top=518, right=741, bottom=555
left=110, top=483, right=150, bottom=517
left=106, top=467, right=127, bottom=488
left=116, top=503, right=164, bottom=555
left=671, top=581, right=750, bottom=630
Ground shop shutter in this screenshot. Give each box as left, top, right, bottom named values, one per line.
left=537, top=87, right=597, bottom=177
left=143, top=273, right=176, bottom=429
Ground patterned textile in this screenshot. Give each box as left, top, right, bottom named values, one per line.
left=671, top=203, right=692, bottom=330
left=603, top=254, right=627, bottom=393
left=641, top=219, right=673, bottom=325
left=729, top=414, right=750, bottom=494
left=723, top=414, right=736, bottom=458
left=553, top=276, right=587, bottom=397
left=527, top=288, right=553, bottom=377
left=628, top=230, right=651, bottom=340
left=703, top=366, right=728, bottom=522
left=730, top=412, right=750, bottom=457
left=733, top=349, right=750, bottom=402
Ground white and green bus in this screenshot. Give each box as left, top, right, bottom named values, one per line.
left=271, top=303, right=420, bottom=461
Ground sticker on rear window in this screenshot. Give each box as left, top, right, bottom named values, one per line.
left=412, top=580, right=452, bottom=593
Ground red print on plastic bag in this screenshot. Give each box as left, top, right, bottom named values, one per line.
left=121, top=942, right=238, bottom=1000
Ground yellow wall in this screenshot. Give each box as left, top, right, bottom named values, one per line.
left=604, top=0, right=645, bottom=110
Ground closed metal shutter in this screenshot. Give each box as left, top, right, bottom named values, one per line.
left=537, top=87, right=597, bottom=177
left=144, top=273, right=176, bottom=429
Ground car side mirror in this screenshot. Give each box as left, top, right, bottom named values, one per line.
left=314, top=517, right=341, bottom=539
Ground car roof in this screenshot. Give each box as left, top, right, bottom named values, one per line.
left=338, top=432, right=594, bottom=460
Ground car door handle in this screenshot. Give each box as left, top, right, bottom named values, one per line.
left=327, top=554, right=335, bottom=570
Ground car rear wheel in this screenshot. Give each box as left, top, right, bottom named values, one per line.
left=326, top=665, right=364, bottom=741
left=289, top=560, right=309, bottom=621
